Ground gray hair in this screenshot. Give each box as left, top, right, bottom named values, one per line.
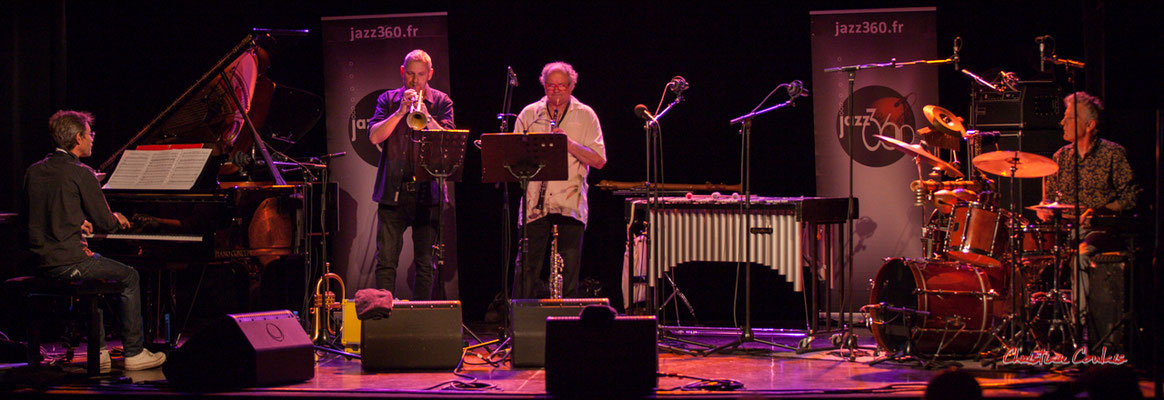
left=402, top=49, right=433, bottom=70
left=539, top=61, right=578, bottom=87
left=1064, top=91, right=1104, bottom=124
left=49, top=110, right=94, bottom=150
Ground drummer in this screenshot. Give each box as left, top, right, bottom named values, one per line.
left=1036, top=91, right=1138, bottom=352
left=1037, top=91, right=1137, bottom=222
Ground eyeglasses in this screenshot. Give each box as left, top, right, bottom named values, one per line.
left=545, top=82, right=570, bottom=91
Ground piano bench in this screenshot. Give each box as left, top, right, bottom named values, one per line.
left=3, top=276, right=123, bottom=375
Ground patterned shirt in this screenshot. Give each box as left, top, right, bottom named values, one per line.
left=1042, top=138, right=1137, bottom=212
left=513, top=95, right=606, bottom=225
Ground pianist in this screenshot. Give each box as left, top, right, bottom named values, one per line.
left=24, top=110, right=166, bottom=372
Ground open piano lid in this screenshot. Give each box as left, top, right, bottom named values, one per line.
left=99, top=34, right=322, bottom=189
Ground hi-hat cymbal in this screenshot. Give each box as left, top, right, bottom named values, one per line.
left=874, top=134, right=965, bottom=178
left=973, top=150, right=1058, bottom=178
left=1025, top=202, right=1079, bottom=211
left=918, top=105, right=965, bottom=150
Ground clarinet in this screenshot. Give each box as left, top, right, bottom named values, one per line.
left=549, top=225, right=564, bottom=299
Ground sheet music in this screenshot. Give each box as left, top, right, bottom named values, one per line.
left=103, top=148, right=212, bottom=190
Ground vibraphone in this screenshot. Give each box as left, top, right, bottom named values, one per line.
left=624, top=195, right=854, bottom=313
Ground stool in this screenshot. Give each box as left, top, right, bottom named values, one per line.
left=3, top=276, right=123, bottom=375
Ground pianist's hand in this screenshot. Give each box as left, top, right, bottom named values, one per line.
left=131, top=214, right=158, bottom=230
left=113, top=212, right=131, bottom=230
left=81, top=220, right=93, bottom=235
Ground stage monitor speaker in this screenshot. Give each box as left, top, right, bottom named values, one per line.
left=509, top=298, right=608, bottom=368
left=163, top=310, right=314, bottom=389
left=545, top=306, right=657, bottom=395
left=360, top=300, right=462, bottom=371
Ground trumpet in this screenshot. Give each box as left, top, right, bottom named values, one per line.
left=405, top=89, right=428, bottom=130
left=310, top=267, right=345, bottom=343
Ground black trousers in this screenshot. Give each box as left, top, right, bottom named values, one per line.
left=373, top=192, right=439, bottom=300
left=513, top=214, right=584, bottom=299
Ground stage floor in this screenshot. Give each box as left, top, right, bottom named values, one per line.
left=2, top=327, right=1153, bottom=399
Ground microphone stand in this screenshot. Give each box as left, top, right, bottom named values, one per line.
left=494, top=67, right=518, bottom=350
left=639, top=90, right=711, bottom=355
left=708, top=92, right=803, bottom=355
left=823, top=52, right=957, bottom=360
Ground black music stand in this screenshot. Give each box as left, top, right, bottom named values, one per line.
left=416, top=129, right=470, bottom=268
left=481, top=133, right=568, bottom=299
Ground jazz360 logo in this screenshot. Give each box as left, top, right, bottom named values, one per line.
left=834, top=86, right=918, bottom=167
left=348, top=89, right=391, bottom=166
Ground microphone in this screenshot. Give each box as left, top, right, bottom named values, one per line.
left=953, top=36, right=962, bottom=71
left=634, top=104, right=657, bottom=124
left=316, top=151, right=346, bottom=160
left=667, top=76, right=689, bottom=95
left=507, top=66, right=518, bottom=87
left=787, top=80, right=808, bottom=97
left=1035, top=35, right=1050, bottom=72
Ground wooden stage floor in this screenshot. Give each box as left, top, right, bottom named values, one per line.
left=1, top=327, right=1153, bottom=399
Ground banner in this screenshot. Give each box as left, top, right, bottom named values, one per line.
left=810, top=7, right=938, bottom=310
left=321, top=13, right=457, bottom=299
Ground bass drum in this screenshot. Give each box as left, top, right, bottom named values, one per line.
left=868, top=258, right=1008, bottom=356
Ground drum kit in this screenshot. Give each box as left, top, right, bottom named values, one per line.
left=865, top=106, right=1084, bottom=365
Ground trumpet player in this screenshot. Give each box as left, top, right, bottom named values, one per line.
left=511, top=61, right=606, bottom=299
left=368, top=49, right=455, bottom=299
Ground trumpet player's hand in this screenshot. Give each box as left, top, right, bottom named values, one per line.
left=397, top=88, right=419, bottom=116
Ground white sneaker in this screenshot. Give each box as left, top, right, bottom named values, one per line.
left=123, top=348, right=166, bottom=371
left=99, top=349, right=111, bottom=374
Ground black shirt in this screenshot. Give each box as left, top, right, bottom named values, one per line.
left=24, top=150, right=122, bottom=267
left=368, top=86, right=455, bottom=205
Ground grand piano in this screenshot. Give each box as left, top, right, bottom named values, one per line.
left=86, top=35, right=331, bottom=342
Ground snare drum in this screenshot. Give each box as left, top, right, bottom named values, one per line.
left=867, top=258, right=1007, bottom=356
left=1020, top=224, right=1064, bottom=257
left=946, top=202, right=1009, bottom=267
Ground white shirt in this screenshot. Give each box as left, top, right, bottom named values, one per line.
left=512, top=96, right=606, bottom=225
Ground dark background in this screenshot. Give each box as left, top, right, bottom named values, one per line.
left=2, top=1, right=1159, bottom=332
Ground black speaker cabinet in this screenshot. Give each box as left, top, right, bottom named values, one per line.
left=545, top=313, right=658, bottom=395
left=509, top=298, right=608, bottom=368
left=164, top=310, right=314, bottom=389
left=360, top=300, right=462, bottom=371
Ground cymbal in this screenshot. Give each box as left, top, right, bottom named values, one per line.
left=918, top=105, right=965, bottom=150
left=874, top=135, right=965, bottom=178
left=973, top=150, right=1058, bottom=178
left=1025, top=202, right=1079, bottom=211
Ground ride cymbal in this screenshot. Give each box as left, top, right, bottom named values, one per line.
left=973, top=150, right=1058, bottom=178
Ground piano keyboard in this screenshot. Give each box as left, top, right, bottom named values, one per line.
left=84, top=233, right=204, bottom=242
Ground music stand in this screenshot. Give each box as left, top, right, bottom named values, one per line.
left=416, top=129, right=470, bottom=267
left=481, top=132, right=568, bottom=299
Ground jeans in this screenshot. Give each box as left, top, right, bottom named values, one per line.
left=41, top=254, right=145, bottom=357
left=373, top=194, right=438, bottom=300
left=513, top=214, right=584, bottom=299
